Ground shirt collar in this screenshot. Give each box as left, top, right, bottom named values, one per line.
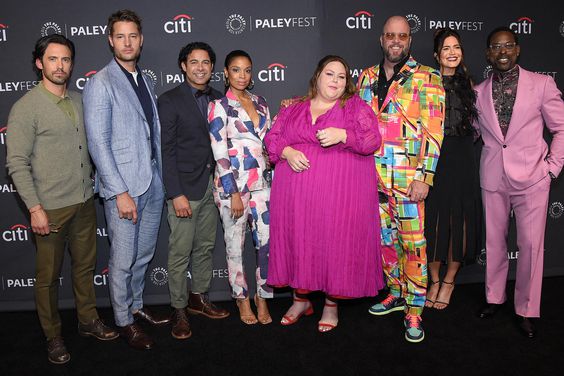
left=38, top=81, right=70, bottom=104
left=115, top=58, right=140, bottom=77
left=493, top=65, right=519, bottom=82
left=379, top=54, right=410, bottom=78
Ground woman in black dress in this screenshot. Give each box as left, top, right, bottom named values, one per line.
left=425, top=29, right=481, bottom=309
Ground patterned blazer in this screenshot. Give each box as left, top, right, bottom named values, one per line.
left=357, top=56, right=445, bottom=197
left=208, top=89, right=271, bottom=194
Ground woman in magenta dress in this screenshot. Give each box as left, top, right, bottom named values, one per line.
left=265, top=55, right=384, bottom=332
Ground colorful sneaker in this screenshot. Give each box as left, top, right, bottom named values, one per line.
left=368, top=295, right=405, bottom=316
left=404, top=314, right=425, bottom=343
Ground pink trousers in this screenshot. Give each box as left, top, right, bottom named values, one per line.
left=482, top=174, right=550, bottom=317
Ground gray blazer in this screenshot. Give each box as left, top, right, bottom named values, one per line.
left=83, top=59, right=162, bottom=199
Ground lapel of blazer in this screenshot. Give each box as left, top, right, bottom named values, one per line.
left=505, top=66, right=531, bottom=141
left=378, top=57, right=418, bottom=115
left=108, top=59, right=150, bottom=131
left=479, top=76, right=505, bottom=143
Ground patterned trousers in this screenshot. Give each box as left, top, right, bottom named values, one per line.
left=214, top=188, right=273, bottom=299
left=379, top=194, right=427, bottom=315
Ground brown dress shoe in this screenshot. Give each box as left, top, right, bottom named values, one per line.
left=187, top=292, right=230, bottom=319
left=134, top=306, right=171, bottom=326
left=170, top=308, right=192, bottom=340
left=119, top=323, right=154, bottom=350
left=78, top=318, right=119, bottom=340
left=47, top=336, right=70, bottom=364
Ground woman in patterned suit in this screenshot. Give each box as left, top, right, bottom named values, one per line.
left=208, top=50, right=273, bottom=325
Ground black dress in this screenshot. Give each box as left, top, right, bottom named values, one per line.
left=425, top=75, right=481, bottom=264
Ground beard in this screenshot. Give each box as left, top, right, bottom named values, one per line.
left=383, top=44, right=409, bottom=64
left=43, top=69, right=69, bottom=86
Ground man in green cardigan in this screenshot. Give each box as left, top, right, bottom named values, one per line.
left=5, top=34, right=118, bottom=365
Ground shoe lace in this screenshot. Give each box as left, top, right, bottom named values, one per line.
left=175, top=309, right=188, bottom=321
left=382, top=295, right=397, bottom=306
left=406, top=314, right=421, bottom=329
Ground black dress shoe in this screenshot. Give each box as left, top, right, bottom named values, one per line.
left=120, top=323, right=154, bottom=350
left=517, top=316, right=536, bottom=338
left=134, top=307, right=171, bottom=326
left=478, top=303, right=502, bottom=318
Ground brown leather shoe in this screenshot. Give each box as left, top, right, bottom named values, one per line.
left=47, top=336, right=70, bottom=364
left=133, top=306, right=171, bottom=326
left=170, top=308, right=192, bottom=340
left=187, top=292, right=230, bottom=319
left=119, top=323, right=154, bottom=350
left=78, top=318, right=119, bottom=340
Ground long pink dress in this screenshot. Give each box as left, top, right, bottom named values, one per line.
left=265, top=94, right=384, bottom=298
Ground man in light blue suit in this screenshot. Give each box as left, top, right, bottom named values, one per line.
left=83, top=9, right=168, bottom=351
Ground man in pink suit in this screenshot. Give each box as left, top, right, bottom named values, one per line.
left=475, top=27, right=564, bottom=338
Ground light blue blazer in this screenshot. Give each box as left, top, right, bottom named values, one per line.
left=83, top=59, right=162, bottom=199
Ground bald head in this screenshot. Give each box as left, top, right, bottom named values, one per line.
left=380, top=15, right=412, bottom=65
left=382, top=15, right=410, bottom=32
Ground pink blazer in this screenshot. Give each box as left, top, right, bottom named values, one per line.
left=474, top=66, right=564, bottom=191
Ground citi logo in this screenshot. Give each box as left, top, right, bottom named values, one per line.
left=258, top=63, right=286, bottom=82
left=2, top=224, right=29, bottom=242
left=0, top=24, right=8, bottom=42
left=94, top=267, right=109, bottom=286
left=346, top=11, right=373, bottom=30
left=510, top=17, right=533, bottom=34
left=164, top=14, right=193, bottom=34
left=75, top=70, right=97, bottom=90
left=0, top=126, right=6, bottom=145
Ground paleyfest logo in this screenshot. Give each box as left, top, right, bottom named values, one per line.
left=510, top=17, right=533, bottom=34
left=405, top=14, right=421, bottom=34
left=258, top=63, right=286, bottom=82
left=483, top=65, right=493, bottom=79
left=346, top=11, right=373, bottom=30
left=142, top=69, right=158, bottom=88
left=226, top=14, right=246, bottom=35
left=549, top=201, right=564, bottom=219
left=41, top=21, right=62, bottom=37
left=0, top=23, right=8, bottom=42
left=2, top=224, right=30, bottom=242
left=164, top=14, right=193, bottom=34
left=150, top=267, right=168, bottom=286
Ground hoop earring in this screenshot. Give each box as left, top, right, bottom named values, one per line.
left=224, top=78, right=230, bottom=88
left=247, top=79, right=255, bottom=90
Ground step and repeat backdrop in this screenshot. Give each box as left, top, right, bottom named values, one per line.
left=1, top=0, right=563, bottom=311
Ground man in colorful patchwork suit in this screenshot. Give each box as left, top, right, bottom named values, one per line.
left=357, top=15, right=445, bottom=343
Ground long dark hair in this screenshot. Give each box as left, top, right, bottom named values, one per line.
left=433, top=28, right=478, bottom=124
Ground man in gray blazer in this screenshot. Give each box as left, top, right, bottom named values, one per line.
left=83, top=9, right=168, bottom=351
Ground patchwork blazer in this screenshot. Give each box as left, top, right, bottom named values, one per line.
left=208, top=89, right=271, bottom=194
left=357, top=56, right=445, bottom=197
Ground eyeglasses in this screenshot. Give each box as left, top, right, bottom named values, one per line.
left=382, top=32, right=410, bottom=41
left=489, top=42, right=517, bottom=51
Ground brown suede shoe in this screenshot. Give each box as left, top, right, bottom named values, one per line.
left=187, top=292, right=230, bottom=319
left=170, top=308, right=192, bottom=340
left=47, top=336, right=70, bottom=364
left=133, top=306, right=171, bottom=326
left=119, top=323, right=154, bottom=350
left=78, top=318, right=119, bottom=340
